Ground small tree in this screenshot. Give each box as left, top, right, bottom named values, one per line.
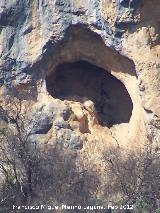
left=103, top=140, right=160, bottom=212
left=0, top=96, right=99, bottom=210
left=0, top=96, right=42, bottom=205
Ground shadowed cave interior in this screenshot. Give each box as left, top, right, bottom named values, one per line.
left=46, top=61, right=133, bottom=127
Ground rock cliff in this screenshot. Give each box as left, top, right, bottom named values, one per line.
left=0, top=0, right=160, bottom=211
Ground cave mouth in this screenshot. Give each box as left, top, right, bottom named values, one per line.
left=46, top=61, right=133, bottom=127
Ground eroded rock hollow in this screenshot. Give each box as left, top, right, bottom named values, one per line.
left=0, top=0, right=160, bottom=211
left=46, top=61, right=133, bottom=127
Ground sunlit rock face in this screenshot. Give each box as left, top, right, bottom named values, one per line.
left=0, top=0, right=160, bottom=206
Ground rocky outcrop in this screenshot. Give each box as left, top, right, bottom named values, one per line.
left=0, top=0, right=160, bottom=209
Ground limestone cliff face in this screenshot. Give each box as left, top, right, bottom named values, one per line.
left=0, top=0, right=160, bottom=207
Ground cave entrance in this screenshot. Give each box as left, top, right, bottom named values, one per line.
left=46, top=61, right=133, bottom=127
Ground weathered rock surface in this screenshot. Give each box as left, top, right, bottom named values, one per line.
left=0, top=0, right=160, bottom=209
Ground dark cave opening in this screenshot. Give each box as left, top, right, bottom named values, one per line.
left=46, top=61, right=133, bottom=127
